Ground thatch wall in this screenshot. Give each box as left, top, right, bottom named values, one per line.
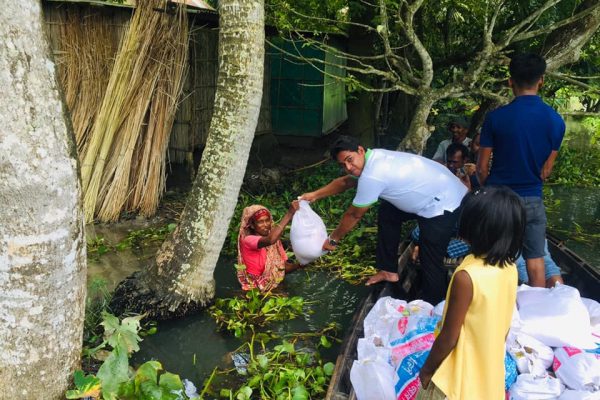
left=43, top=2, right=272, bottom=168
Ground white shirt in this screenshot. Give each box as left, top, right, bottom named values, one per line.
left=432, top=137, right=472, bottom=161
left=352, top=149, right=467, bottom=218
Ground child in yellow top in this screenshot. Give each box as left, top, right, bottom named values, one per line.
left=418, top=186, right=525, bottom=400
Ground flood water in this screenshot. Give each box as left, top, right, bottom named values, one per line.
left=86, top=185, right=600, bottom=393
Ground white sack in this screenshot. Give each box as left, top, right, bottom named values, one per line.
left=350, top=358, right=396, bottom=400
left=363, top=296, right=408, bottom=347
left=509, top=374, right=565, bottom=400
left=506, top=332, right=554, bottom=376
left=357, top=337, right=391, bottom=363
left=517, top=284, right=596, bottom=349
left=582, top=297, right=600, bottom=327
left=558, top=389, right=600, bottom=400
left=290, top=200, right=328, bottom=265
left=433, top=300, right=445, bottom=317
left=553, top=347, right=600, bottom=392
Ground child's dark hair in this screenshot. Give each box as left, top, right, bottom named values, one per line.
left=509, top=53, right=546, bottom=88
left=458, top=186, right=526, bottom=267
left=446, top=143, right=469, bottom=160
left=330, top=135, right=361, bottom=160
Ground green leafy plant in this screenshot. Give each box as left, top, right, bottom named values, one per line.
left=209, top=289, right=308, bottom=338
left=70, top=312, right=195, bottom=400
left=213, top=334, right=336, bottom=400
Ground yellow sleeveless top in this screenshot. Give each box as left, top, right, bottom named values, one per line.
left=432, top=255, right=517, bottom=400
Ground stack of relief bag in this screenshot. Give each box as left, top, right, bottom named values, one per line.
left=350, top=284, right=600, bottom=400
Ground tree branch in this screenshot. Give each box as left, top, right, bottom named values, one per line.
left=547, top=71, right=600, bottom=93
left=397, top=0, right=433, bottom=86
left=497, top=0, right=562, bottom=49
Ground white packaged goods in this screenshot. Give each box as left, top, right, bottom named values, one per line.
left=290, top=200, right=328, bottom=265
left=509, top=374, right=565, bottom=399
left=506, top=332, right=554, bottom=376
left=582, top=297, right=600, bottom=327
left=433, top=300, right=445, bottom=317
left=350, top=358, right=396, bottom=400
left=517, top=284, right=596, bottom=349
left=558, top=389, right=600, bottom=399
left=553, top=347, right=600, bottom=391
left=363, top=297, right=408, bottom=346
left=357, top=338, right=391, bottom=364
left=389, top=315, right=439, bottom=367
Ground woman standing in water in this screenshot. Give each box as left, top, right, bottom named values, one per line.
left=237, top=201, right=300, bottom=291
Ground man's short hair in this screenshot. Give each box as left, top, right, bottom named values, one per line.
left=447, top=117, right=469, bottom=131
left=330, top=135, right=361, bottom=160
left=446, top=143, right=469, bottom=160
left=510, top=53, right=546, bottom=88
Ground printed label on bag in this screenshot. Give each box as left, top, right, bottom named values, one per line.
left=563, top=347, right=582, bottom=357
left=553, top=356, right=561, bottom=371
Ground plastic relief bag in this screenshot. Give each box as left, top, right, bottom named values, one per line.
left=395, top=350, right=429, bottom=400
left=558, top=389, right=600, bottom=399
left=350, top=357, right=397, bottom=400
left=357, top=337, right=391, bottom=364
left=582, top=297, right=600, bottom=327
left=508, top=374, right=565, bottom=399
left=506, top=332, right=554, bottom=376
left=364, top=297, right=408, bottom=347
left=553, top=347, right=600, bottom=391
left=389, top=315, right=440, bottom=368
left=517, top=284, right=596, bottom=349
left=290, top=200, right=328, bottom=265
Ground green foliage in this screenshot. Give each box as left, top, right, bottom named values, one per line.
left=212, top=334, right=336, bottom=400
left=70, top=313, right=194, bottom=400
left=85, top=278, right=113, bottom=345
left=209, top=289, right=307, bottom=338
left=66, top=370, right=101, bottom=399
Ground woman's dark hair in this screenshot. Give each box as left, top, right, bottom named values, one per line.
left=458, top=186, right=526, bottom=267
left=330, top=135, right=361, bottom=160
left=509, top=53, right=546, bottom=88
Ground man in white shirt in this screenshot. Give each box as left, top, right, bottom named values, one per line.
left=301, top=136, right=468, bottom=304
left=432, top=118, right=472, bottom=162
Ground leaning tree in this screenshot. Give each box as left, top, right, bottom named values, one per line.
left=111, top=0, right=266, bottom=319
left=267, top=0, right=600, bottom=152
left=0, top=0, right=86, bottom=398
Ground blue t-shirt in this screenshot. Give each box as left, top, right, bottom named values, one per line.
left=480, top=95, right=565, bottom=197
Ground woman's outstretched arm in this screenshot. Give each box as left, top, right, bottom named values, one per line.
left=257, top=200, right=299, bottom=248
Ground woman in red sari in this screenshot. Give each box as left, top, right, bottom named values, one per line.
left=237, top=201, right=300, bottom=291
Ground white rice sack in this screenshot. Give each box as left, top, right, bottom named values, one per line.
left=406, top=299, right=434, bottom=316
left=582, top=297, right=600, bottom=327
left=506, top=332, right=554, bottom=376
left=553, top=347, right=600, bottom=392
left=350, top=358, right=396, bottom=400
left=357, top=337, right=391, bottom=364
left=433, top=300, right=445, bottom=317
left=290, top=201, right=328, bottom=265
left=558, top=389, right=600, bottom=399
left=363, top=297, right=408, bottom=347
left=509, top=374, right=565, bottom=400
left=517, top=284, right=596, bottom=349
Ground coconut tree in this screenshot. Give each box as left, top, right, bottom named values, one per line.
left=0, top=1, right=86, bottom=398
left=111, top=0, right=265, bottom=319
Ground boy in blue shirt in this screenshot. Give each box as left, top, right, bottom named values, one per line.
left=477, top=53, right=565, bottom=287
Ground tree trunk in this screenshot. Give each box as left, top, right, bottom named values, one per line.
left=0, top=1, right=86, bottom=399
left=110, top=0, right=265, bottom=319
left=397, top=94, right=436, bottom=154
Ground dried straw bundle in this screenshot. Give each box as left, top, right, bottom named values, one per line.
left=81, top=1, right=189, bottom=222
left=54, top=8, right=120, bottom=154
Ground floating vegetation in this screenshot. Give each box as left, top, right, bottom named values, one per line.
left=86, top=223, right=177, bottom=260
left=208, top=289, right=308, bottom=338
left=204, top=328, right=338, bottom=400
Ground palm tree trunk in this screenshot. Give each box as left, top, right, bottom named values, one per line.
left=0, top=1, right=86, bottom=398
left=110, top=0, right=265, bottom=319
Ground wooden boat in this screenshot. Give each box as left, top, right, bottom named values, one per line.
left=325, top=233, right=600, bottom=400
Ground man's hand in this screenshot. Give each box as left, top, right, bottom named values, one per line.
left=322, top=238, right=337, bottom=251
left=298, top=192, right=318, bottom=203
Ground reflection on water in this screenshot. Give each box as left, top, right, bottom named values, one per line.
left=547, top=186, right=600, bottom=268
